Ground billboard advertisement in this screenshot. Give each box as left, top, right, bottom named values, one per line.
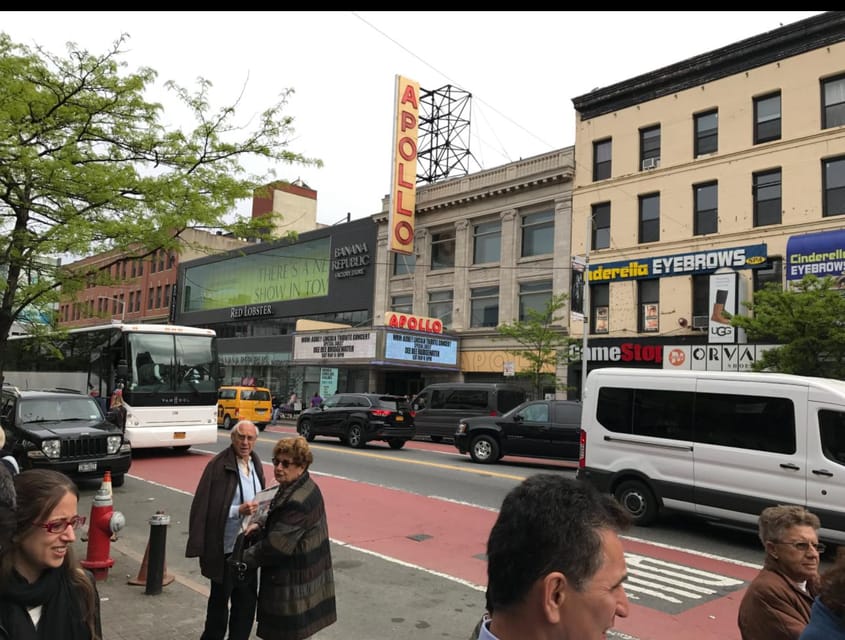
left=387, top=75, right=420, bottom=256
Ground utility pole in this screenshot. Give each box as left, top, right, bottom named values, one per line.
left=580, top=213, right=591, bottom=402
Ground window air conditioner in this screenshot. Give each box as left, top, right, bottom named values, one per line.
left=641, top=157, right=660, bottom=170
left=691, top=315, right=709, bottom=330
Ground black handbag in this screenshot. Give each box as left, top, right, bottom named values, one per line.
left=228, top=531, right=254, bottom=586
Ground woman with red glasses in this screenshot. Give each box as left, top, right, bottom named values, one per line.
left=240, top=436, right=336, bottom=640
left=0, top=468, right=102, bottom=640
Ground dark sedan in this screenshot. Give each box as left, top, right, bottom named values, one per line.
left=453, top=399, right=581, bottom=464
left=296, top=393, right=415, bottom=449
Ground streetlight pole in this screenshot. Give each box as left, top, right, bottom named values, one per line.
left=580, top=213, right=591, bottom=402
left=98, top=295, right=126, bottom=322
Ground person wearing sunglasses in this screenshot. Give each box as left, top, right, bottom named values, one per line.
left=0, top=468, right=102, bottom=640
left=186, top=420, right=266, bottom=640
left=240, top=435, right=336, bottom=640
left=739, top=504, right=824, bottom=640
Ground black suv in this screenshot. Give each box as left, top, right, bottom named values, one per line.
left=453, top=399, right=581, bottom=464
left=296, top=393, right=415, bottom=449
left=0, top=386, right=132, bottom=486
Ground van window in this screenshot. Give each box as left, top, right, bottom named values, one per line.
left=695, top=393, right=795, bottom=454
left=596, top=386, right=795, bottom=453
left=432, top=389, right=489, bottom=411
left=241, top=389, right=270, bottom=401
left=820, top=410, right=845, bottom=465
left=219, top=388, right=236, bottom=400
left=497, top=391, right=525, bottom=413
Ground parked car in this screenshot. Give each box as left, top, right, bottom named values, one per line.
left=0, top=385, right=132, bottom=486
left=217, top=385, right=273, bottom=431
left=296, top=393, right=415, bottom=449
left=411, top=382, right=526, bottom=442
left=453, top=399, right=582, bottom=464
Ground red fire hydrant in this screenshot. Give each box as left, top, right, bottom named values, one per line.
left=81, top=471, right=126, bottom=581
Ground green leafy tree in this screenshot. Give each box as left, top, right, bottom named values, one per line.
left=0, top=33, right=320, bottom=384
left=496, top=293, right=578, bottom=399
left=731, top=274, right=845, bottom=377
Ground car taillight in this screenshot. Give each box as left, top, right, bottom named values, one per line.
left=489, top=410, right=498, bottom=416
left=371, top=409, right=392, bottom=417
left=410, top=410, right=416, bottom=418
left=235, top=408, right=240, bottom=417
left=579, top=429, right=586, bottom=468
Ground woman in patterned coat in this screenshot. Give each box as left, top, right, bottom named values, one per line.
left=242, top=436, right=336, bottom=640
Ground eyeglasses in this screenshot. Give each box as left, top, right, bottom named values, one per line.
left=35, top=515, right=87, bottom=534
left=774, top=540, right=826, bottom=554
left=272, top=459, right=295, bottom=468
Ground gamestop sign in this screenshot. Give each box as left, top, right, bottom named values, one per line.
left=385, top=311, right=443, bottom=334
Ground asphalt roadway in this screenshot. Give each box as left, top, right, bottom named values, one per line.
left=83, top=472, right=487, bottom=640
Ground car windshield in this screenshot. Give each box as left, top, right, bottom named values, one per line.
left=21, top=398, right=102, bottom=423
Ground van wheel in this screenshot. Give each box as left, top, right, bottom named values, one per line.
left=614, top=480, right=658, bottom=526
left=223, top=415, right=233, bottom=430
left=387, top=439, right=406, bottom=450
left=429, top=436, right=443, bottom=443
left=298, top=419, right=315, bottom=442
left=346, top=424, right=365, bottom=448
left=469, top=434, right=499, bottom=464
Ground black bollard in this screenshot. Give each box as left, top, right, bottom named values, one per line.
left=145, top=511, right=171, bottom=596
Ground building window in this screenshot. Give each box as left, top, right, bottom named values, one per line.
left=694, top=110, right=718, bottom=157
left=591, top=203, right=610, bottom=250
left=753, top=258, right=783, bottom=291
left=823, top=156, right=845, bottom=217
left=155, top=286, right=162, bottom=308
left=158, top=251, right=166, bottom=272
left=640, top=125, right=661, bottom=170
left=692, top=275, right=709, bottom=324
left=593, top=138, right=612, bottom=181
left=822, top=74, right=845, bottom=130
left=470, top=286, right=499, bottom=328
left=518, top=280, right=552, bottom=321
left=428, top=290, right=453, bottom=328
left=431, top=229, right=456, bottom=270
left=638, top=280, right=659, bottom=333
left=638, top=193, right=660, bottom=244
left=473, top=220, right=501, bottom=264
left=393, top=252, right=416, bottom=276
left=591, top=283, right=609, bottom=334
left=521, top=210, right=554, bottom=257
left=753, top=169, right=782, bottom=227
left=391, top=294, right=413, bottom=314
left=163, top=284, right=171, bottom=308
left=693, top=182, right=718, bottom=235
left=754, top=92, right=781, bottom=144
left=135, top=289, right=141, bottom=312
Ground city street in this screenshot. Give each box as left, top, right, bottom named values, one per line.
left=74, top=423, right=829, bottom=640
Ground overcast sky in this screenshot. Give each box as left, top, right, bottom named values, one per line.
left=1, top=11, right=824, bottom=225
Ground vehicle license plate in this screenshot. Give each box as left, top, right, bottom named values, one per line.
left=78, top=462, right=97, bottom=473
left=395, top=416, right=404, bottom=421
left=174, top=431, right=186, bottom=439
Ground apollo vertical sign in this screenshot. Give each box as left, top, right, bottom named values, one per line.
left=388, top=75, right=420, bottom=255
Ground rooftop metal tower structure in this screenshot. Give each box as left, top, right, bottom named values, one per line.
left=417, top=85, right=473, bottom=184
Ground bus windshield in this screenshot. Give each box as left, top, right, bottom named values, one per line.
left=127, top=332, right=218, bottom=397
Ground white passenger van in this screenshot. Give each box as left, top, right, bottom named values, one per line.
left=577, top=367, right=845, bottom=543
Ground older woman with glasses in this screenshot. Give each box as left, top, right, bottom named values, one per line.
left=738, top=504, right=824, bottom=640
left=240, top=436, right=336, bottom=640
left=0, top=469, right=102, bottom=640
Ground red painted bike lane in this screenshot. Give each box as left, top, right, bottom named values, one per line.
left=129, top=451, right=756, bottom=640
